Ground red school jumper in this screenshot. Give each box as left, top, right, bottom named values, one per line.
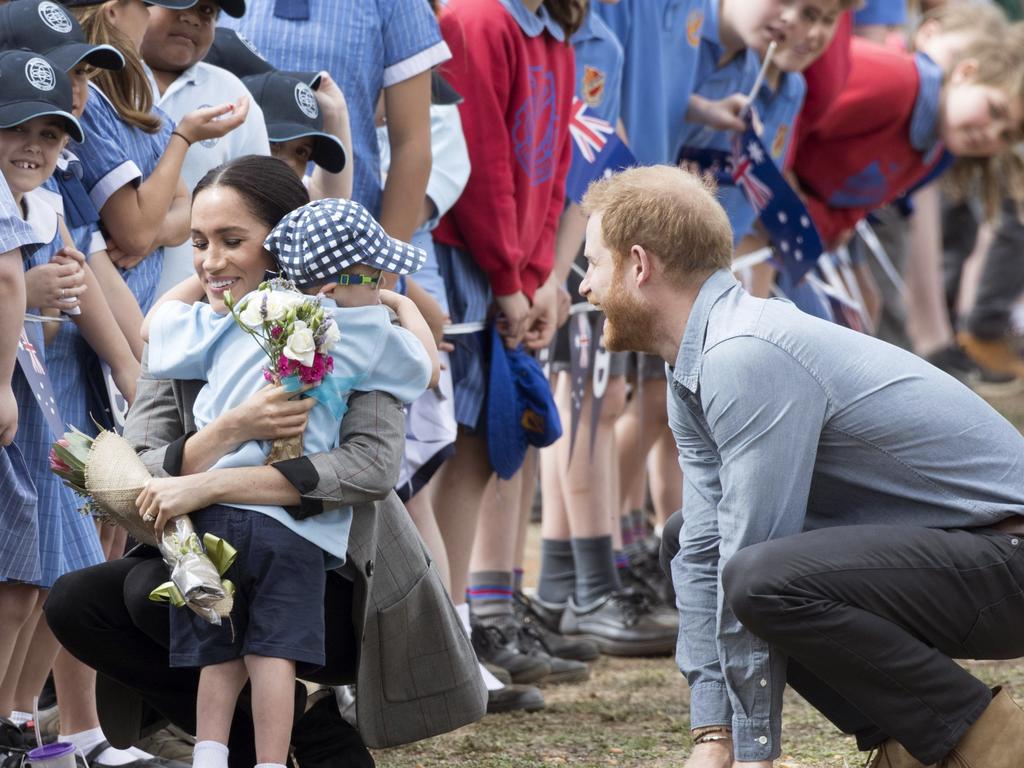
left=793, top=37, right=944, bottom=244
left=433, top=0, right=575, bottom=300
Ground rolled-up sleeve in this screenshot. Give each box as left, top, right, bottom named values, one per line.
left=699, top=336, right=830, bottom=761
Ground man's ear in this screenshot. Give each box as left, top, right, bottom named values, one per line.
left=632, top=244, right=655, bottom=287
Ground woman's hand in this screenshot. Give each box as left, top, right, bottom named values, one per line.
left=223, top=383, right=316, bottom=445
left=176, top=97, right=250, bottom=144
left=137, top=475, right=213, bottom=534
left=24, top=249, right=87, bottom=311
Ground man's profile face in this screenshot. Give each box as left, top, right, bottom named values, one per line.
left=580, top=213, right=654, bottom=354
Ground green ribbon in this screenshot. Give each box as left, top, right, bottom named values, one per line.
left=203, top=533, right=237, bottom=576
left=147, top=534, right=237, bottom=606
left=149, top=581, right=185, bottom=607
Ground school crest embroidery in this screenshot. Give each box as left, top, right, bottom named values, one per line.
left=582, top=65, right=605, bottom=107
left=294, top=82, right=319, bottom=119
left=38, top=2, right=72, bottom=34
left=686, top=9, right=704, bottom=47
left=772, top=123, right=789, bottom=158
left=25, top=58, right=55, bottom=91
left=512, top=65, right=559, bottom=186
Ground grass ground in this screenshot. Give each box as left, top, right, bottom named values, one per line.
left=373, top=390, right=1024, bottom=768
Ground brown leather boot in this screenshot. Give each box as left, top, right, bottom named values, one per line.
left=865, top=739, right=935, bottom=768
left=957, top=332, right=1024, bottom=378
left=940, top=687, right=1024, bottom=767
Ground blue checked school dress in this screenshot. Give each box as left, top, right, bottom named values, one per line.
left=10, top=191, right=104, bottom=588
left=71, top=83, right=175, bottom=313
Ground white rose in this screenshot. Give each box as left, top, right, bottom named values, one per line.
left=282, top=321, right=317, bottom=367
left=262, top=292, right=291, bottom=323
left=238, top=290, right=271, bottom=328
left=319, top=319, right=341, bottom=351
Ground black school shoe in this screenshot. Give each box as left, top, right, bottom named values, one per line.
left=560, top=588, right=677, bottom=657
left=292, top=693, right=374, bottom=768
left=486, top=684, right=545, bottom=714
left=0, top=718, right=28, bottom=768
left=513, top=591, right=599, bottom=662
left=471, top=615, right=550, bottom=684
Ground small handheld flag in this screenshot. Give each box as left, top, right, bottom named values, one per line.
left=565, top=97, right=636, bottom=203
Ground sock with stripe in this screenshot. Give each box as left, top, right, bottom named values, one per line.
left=467, top=570, right=514, bottom=619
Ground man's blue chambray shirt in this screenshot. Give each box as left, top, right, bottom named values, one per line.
left=667, top=269, right=1024, bottom=761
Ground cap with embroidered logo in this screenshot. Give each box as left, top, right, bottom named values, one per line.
left=0, top=1, right=123, bottom=72
left=0, top=50, right=84, bottom=143
left=61, top=0, right=245, bottom=17
left=264, top=199, right=426, bottom=287
left=243, top=70, right=344, bottom=172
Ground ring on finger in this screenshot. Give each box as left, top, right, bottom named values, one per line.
left=60, top=288, right=65, bottom=299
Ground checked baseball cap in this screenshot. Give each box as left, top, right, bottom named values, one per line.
left=0, top=50, right=84, bottom=142
left=0, top=1, right=123, bottom=72
left=243, top=70, right=345, bottom=172
left=264, top=199, right=427, bottom=288
left=205, top=27, right=321, bottom=89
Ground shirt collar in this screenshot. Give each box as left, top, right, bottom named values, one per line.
left=702, top=0, right=722, bottom=51
left=909, top=51, right=943, bottom=154
left=153, top=62, right=202, bottom=105
left=23, top=188, right=61, bottom=244
left=671, top=268, right=738, bottom=393
left=498, top=0, right=565, bottom=42
left=571, top=8, right=599, bottom=43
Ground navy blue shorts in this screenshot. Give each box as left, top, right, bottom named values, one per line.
left=169, top=505, right=327, bottom=669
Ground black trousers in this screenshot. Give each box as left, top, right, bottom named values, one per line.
left=44, top=554, right=360, bottom=768
left=660, top=514, right=1024, bottom=764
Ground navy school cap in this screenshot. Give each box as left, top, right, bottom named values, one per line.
left=242, top=70, right=345, bottom=173
left=486, top=324, right=562, bottom=480
left=205, top=27, right=321, bottom=89
left=0, top=50, right=84, bottom=142
left=60, top=0, right=246, bottom=18
left=0, top=1, right=124, bottom=71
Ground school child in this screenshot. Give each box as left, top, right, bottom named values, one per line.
left=139, top=0, right=272, bottom=295
left=241, top=70, right=353, bottom=201
left=143, top=193, right=436, bottom=768
left=793, top=24, right=1024, bottom=250
left=0, top=50, right=141, bottom=738
left=68, top=0, right=249, bottom=313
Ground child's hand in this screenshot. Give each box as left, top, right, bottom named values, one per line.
left=25, top=257, right=86, bottom=311
left=689, top=92, right=748, bottom=132
left=178, top=97, right=250, bottom=144
left=315, top=72, right=349, bottom=118
left=378, top=288, right=409, bottom=313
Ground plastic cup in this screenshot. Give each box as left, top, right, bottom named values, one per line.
left=27, top=742, right=76, bottom=768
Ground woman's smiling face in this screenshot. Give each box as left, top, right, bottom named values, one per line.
left=191, top=185, right=277, bottom=314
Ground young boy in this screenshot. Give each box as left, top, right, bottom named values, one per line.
left=144, top=197, right=438, bottom=768
left=140, top=0, right=272, bottom=295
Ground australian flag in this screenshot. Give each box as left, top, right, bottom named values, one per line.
left=16, top=325, right=64, bottom=438
left=565, top=97, right=636, bottom=203
left=729, top=124, right=823, bottom=284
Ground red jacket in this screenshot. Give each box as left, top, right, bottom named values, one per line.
left=433, top=0, right=574, bottom=299
left=794, top=38, right=943, bottom=243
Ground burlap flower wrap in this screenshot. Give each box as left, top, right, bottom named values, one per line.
left=70, top=430, right=235, bottom=625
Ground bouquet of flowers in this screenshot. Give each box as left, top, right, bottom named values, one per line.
left=224, top=278, right=341, bottom=463
left=49, top=427, right=235, bottom=625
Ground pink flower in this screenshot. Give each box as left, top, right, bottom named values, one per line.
left=263, top=368, right=274, bottom=382
left=270, top=325, right=283, bottom=339
left=48, top=448, right=69, bottom=474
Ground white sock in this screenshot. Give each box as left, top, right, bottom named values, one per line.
left=456, top=602, right=505, bottom=692
left=192, top=740, right=229, bottom=768
left=60, top=727, right=144, bottom=767
left=254, top=763, right=285, bottom=768
left=9, top=711, right=31, bottom=727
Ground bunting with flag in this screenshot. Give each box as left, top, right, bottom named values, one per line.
left=565, top=97, right=636, bottom=203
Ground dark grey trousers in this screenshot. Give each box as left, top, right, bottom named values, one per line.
left=661, top=514, right=1024, bottom=763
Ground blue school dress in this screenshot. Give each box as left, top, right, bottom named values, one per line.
left=12, top=190, right=104, bottom=587
left=71, top=83, right=175, bottom=313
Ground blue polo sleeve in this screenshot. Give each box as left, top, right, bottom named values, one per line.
left=380, top=0, right=451, bottom=87
left=0, top=176, right=40, bottom=255
left=362, top=324, right=432, bottom=404
left=147, top=301, right=231, bottom=382
left=74, top=89, right=143, bottom=212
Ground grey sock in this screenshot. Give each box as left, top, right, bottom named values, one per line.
left=536, top=539, right=575, bottom=605
left=571, top=535, right=622, bottom=606
left=467, top=570, right=514, bottom=619
left=631, top=508, right=648, bottom=541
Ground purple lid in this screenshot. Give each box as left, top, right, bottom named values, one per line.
left=28, top=743, right=76, bottom=760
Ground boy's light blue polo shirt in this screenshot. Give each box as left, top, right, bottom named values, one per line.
left=728, top=70, right=806, bottom=241
left=571, top=9, right=624, bottom=128
left=595, top=0, right=708, bottom=165
left=148, top=297, right=432, bottom=565
left=0, top=175, right=39, bottom=254
left=223, top=0, right=450, bottom=218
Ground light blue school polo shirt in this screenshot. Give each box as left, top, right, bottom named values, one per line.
left=223, top=0, right=450, bottom=218
left=0, top=175, right=38, bottom=254
left=595, top=0, right=708, bottom=165
left=571, top=9, right=624, bottom=128
left=148, top=297, right=432, bottom=564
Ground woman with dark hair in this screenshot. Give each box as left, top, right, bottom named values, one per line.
left=43, top=155, right=485, bottom=768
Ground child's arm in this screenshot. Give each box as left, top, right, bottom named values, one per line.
left=307, top=73, right=355, bottom=202
left=140, top=274, right=205, bottom=343
left=88, top=248, right=144, bottom=360
left=379, top=289, right=440, bottom=388
left=404, top=277, right=451, bottom=353
left=379, top=71, right=432, bottom=242
left=686, top=92, right=748, bottom=132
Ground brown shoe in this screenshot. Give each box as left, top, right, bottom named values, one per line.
left=865, top=739, right=934, bottom=768
left=957, top=332, right=1024, bottom=378
left=940, top=687, right=1024, bottom=767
